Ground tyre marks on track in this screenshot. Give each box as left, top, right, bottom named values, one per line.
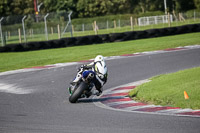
left=0, top=83, right=33, bottom=94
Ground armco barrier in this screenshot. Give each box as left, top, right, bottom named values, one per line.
left=0, top=23, right=200, bottom=52
left=75, top=36, right=91, bottom=46
left=88, top=35, right=103, bottom=44
left=146, top=29, right=161, bottom=37
left=165, top=27, right=177, bottom=35
left=62, top=37, right=77, bottom=46
left=109, top=33, right=126, bottom=42
left=98, top=34, right=110, bottom=42
left=188, top=24, right=200, bottom=32
left=122, top=31, right=138, bottom=41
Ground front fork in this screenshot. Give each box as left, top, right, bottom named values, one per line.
left=69, top=70, right=95, bottom=96
left=82, top=70, right=95, bottom=82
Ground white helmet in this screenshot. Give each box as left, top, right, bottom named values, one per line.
left=94, top=55, right=105, bottom=63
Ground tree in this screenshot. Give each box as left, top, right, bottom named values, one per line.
left=174, top=0, right=195, bottom=12
left=55, top=0, right=78, bottom=17
left=76, top=0, right=107, bottom=17
left=76, top=0, right=132, bottom=18
left=0, top=0, right=12, bottom=16
left=131, top=0, right=164, bottom=13
left=0, top=0, right=199, bottom=18
left=24, top=0, right=35, bottom=14
left=194, top=0, right=200, bottom=10
left=43, top=0, right=58, bottom=13
left=106, top=0, right=132, bottom=14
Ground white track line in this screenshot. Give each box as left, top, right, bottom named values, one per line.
left=123, top=105, right=157, bottom=111
left=106, top=101, right=137, bottom=106
left=156, top=109, right=193, bottom=114
left=106, top=89, right=132, bottom=94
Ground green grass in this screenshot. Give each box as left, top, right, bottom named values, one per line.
left=129, top=67, right=200, bottom=109
left=0, top=32, right=200, bottom=72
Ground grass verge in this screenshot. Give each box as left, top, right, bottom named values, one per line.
left=0, top=32, right=200, bottom=72
left=129, top=67, right=200, bottom=109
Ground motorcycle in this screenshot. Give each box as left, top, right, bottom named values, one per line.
left=68, top=70, right=96, bottom=103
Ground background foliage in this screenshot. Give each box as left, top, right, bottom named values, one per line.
left=0, top=0, right=200, bottom=18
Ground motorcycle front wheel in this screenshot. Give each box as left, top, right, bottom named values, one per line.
left=69, top=82, right=88, bottom=103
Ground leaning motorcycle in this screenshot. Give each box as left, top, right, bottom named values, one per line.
left=68, top=71, right=95, bottom=103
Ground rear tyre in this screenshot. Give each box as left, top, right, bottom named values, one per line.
left=69, top=82, right=88, bottom=103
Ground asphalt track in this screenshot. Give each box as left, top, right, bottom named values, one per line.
left=0, top=47, right=200, bottom=133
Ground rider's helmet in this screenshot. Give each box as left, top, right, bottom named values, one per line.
left=94, top=55, right=107, bottom=80
left=94, top=55, right=105, bottom=63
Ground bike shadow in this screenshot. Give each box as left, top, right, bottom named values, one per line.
left=78, top=96, right=125, bottom=103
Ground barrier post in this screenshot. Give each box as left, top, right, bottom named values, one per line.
left=107, top=20, right=109, bottom=31
left=44, top=13, right=49, bottom=40
left=72, top=25, right=74, bottom=34
left=68, top=12, right=73, bottom=37
left=22, top=16, right=27, bottom=43
left=114, top=20, right=116, bottom=29
left=135, top=18, right=138, bottom=26
left=130, top=16, right=133, bottom=30
left=51, top=27, right=53, bottom=35
left=18, top=28, right=22, bottom=43
left=0, top=17, right=4, bottom=46
left=168, top=12, right=171, bottom=27
left=94, top=21, right=97, bottom=35
left=164, top=0, right=167, bottom=14
left=8, top=31, right=10, bottom=39
left=118, top=19, right=120, bottom=28
left=61, top=11, right=73, bottom=37
left=57, top=24, right=61, bottom=39
left=92, top=23, right=95, bottom=31
left=82, top=24, right=85, bottom=32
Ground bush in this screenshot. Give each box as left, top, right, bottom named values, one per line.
left=137, top=11, right=164, bottom=18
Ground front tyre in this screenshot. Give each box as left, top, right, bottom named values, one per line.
left=69, top=82, right=88, bottom=103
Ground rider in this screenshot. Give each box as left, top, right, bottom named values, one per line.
left=69, top=55, right=108, bottom=97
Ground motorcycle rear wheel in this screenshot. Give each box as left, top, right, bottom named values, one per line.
left=69, top=82, right=88, bottom=103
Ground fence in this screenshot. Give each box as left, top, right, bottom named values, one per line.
left=0, top=11, right=200, bottom=46
left=138, top=15, right=173, bottom=26
left=0, top=11, right=72, bottom=46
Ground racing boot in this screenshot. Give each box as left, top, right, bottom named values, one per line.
left=92, top=89, right=102, bottom=96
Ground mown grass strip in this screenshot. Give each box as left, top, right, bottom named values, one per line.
left=129, top=67, right=200, bottom=109
left=0, top=32, right=200, bottom=72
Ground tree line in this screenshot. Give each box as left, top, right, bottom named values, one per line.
left=0, top=0, right=200, bottom=18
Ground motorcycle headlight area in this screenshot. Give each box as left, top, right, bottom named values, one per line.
left=83, top=70, right=95, bottom=79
